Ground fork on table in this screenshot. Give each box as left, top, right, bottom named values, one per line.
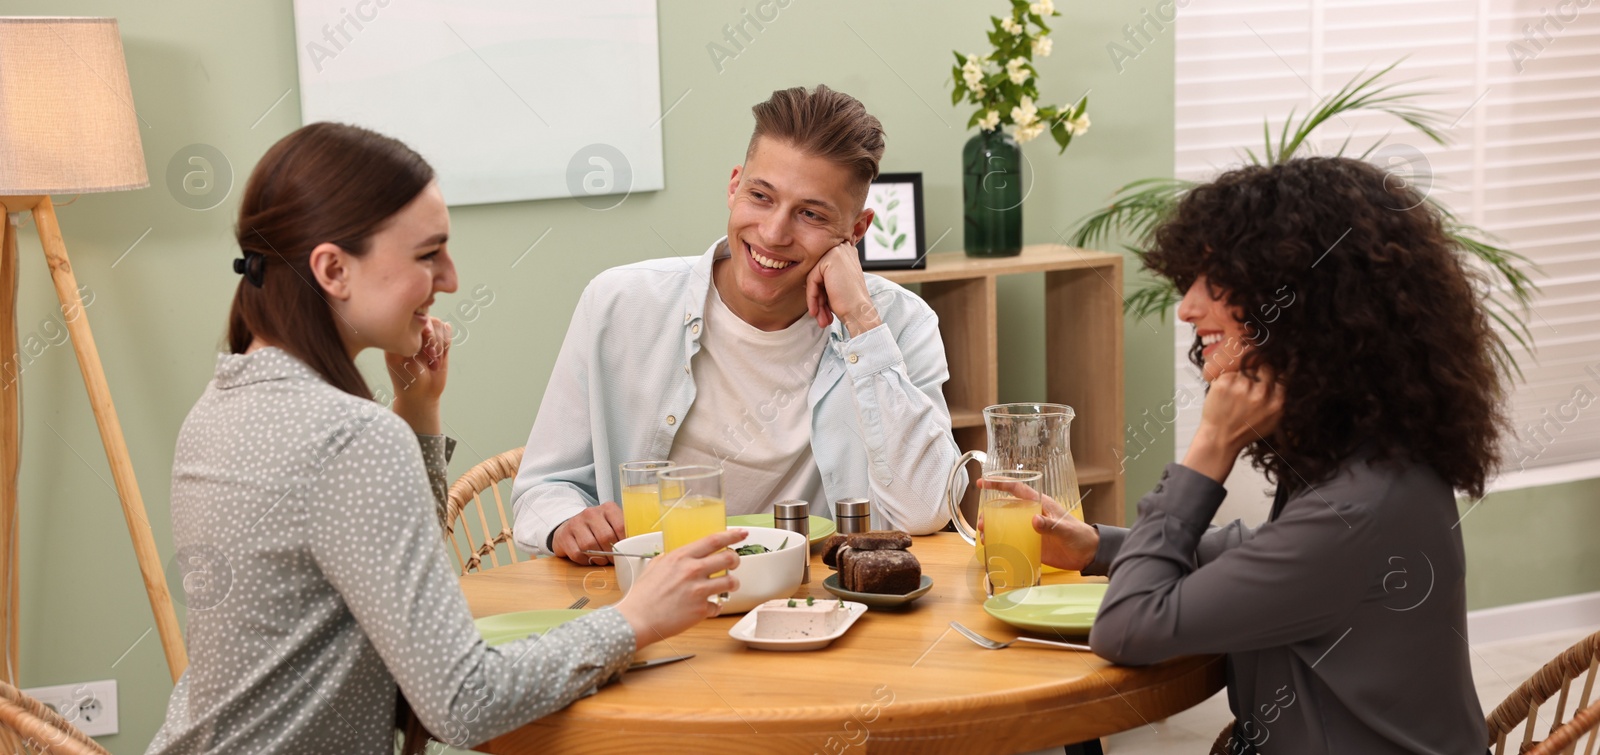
left=948, top=621, right=1091, bottom=651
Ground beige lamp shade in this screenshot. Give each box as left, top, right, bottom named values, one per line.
left=0, top=17, right=147, bottom=195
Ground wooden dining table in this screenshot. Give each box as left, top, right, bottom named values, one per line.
left=458, top=532, right=1225, bottom=754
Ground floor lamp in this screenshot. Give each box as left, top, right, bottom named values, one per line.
left=0, top=17, right=187, bottom=693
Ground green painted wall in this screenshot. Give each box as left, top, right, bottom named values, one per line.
left=4, top=2, right=1588, bottom=753
left=1459, top=478, right=1600, bottom=611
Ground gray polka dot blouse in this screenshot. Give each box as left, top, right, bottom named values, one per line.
left=147, top=347, right=636, bottom=754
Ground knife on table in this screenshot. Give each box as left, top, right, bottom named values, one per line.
left=628, top=654, right=694, bottom=671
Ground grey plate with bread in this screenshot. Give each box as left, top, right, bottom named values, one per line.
left=821, top=573, right=933, bottom=608
left=820, top=529, right=929, bottom=607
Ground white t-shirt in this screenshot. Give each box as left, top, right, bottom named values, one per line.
left=670, top=281, right=829, bottom=514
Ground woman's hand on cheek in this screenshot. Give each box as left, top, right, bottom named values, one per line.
left=387, top=317, right=452, bottom=435
left=1183, top=368, right=1285, bottom=483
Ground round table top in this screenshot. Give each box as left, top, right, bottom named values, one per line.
left=458, top=532, right=1223, bottom=754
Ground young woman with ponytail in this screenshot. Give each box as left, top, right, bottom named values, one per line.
left=147, top=122, right=744, bottom=754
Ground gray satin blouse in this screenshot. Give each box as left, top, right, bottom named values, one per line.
left=1085, top=457, right=1486, bottom=754
left=147, top=348, right=635, bottom=754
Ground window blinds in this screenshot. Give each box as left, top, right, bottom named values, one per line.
left=1170, top=0, right=1600, bottom=490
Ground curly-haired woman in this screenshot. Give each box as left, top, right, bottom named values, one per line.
left=1027, top=157, right=1503, bottom=753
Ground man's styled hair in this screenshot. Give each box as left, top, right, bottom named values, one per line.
left=748, top=85, right=885, bottom=191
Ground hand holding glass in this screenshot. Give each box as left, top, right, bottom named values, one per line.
left=658, top=465, right=729, bottom=606
left=980, top=470, right=1044, bottom=594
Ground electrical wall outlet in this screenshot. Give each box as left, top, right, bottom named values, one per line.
left=21, top=680, right=118, bottom=737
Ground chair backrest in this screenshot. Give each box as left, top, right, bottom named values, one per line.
left=443, top=447, right=525, bottom=576
left=1209, top=720, right=1238, bottom=755
left=1526, top=697, right=1600, bottom=755
left=0, top=680, right=110, bottom=755
left=1488, top=630, right=1600, bottom=755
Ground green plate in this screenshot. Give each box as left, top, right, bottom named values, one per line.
left=726, top=514, right=835, bottom=545
left=475, top=609, right=589, bottom=647
left=821, top=573, right=933, bottom=608
left=982, top=584, right=1108, bottom=634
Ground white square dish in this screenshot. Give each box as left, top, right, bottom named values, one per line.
left=727, top=600, right=869, bottom=651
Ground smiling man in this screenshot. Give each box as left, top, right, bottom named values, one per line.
left=511, top=85, right=959, bottom=564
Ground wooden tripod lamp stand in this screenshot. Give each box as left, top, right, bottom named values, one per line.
left=0, top=17, right=186, bottom=689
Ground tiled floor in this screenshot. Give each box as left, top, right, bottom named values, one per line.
left=1016, top=626, right=1595, bottom=754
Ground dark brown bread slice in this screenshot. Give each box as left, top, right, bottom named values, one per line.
left=821, top=534, right=850, bottom=568
left=822, top=530, right=912, bottom=568
left=844, top=530, right=912, bottom=551
left=841, top=549, right=921, bottom=595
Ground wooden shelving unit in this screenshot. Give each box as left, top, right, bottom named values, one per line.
left=880, top=244, right=1126, bottom=527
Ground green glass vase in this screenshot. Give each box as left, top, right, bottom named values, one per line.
left=962, top=130, right=1023, bottom=258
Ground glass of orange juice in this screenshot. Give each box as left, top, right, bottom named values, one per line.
left=619, top=461, right=673, bottom=538
left=658, top=465, right=728, bottom=605
left=658, top=465, right=726, bottom=555
left=980, top=469, right=1043, bottom=594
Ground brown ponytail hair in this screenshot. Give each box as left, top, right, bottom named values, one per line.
left=228, top=122, right=435, bottom=399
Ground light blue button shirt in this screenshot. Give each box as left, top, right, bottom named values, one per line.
left=511, top=237, right=960, bottom=554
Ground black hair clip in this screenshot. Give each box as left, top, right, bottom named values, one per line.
left=233, top=250, right=266, bottom=288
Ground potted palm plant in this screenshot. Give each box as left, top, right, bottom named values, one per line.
left=1068, top=62, right=1536, bottom=377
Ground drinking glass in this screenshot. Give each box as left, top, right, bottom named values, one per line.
left=657, top=465, right=726, bottom=555
left=980, top=469, right=1043, bottom=594
left=619, top=460, right=673, bottom=538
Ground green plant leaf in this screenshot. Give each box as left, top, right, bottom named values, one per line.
left=875, top=233, right=890, bottom=247
left=1066, top=177, right=1194, bottom=251
left=871, top=215, right=884, bottom=231
left=894, top=234, right=907, bottom=250
left=887, top=199, right=900, bottom=211
left=887, top=215, right=899, bottom=235
left=1259, top=59, right=1447, bottom=164
left=1124, top=278, right=1182, bottom=323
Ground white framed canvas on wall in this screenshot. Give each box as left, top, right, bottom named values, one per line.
left=293, top=0, right=665, bottom=208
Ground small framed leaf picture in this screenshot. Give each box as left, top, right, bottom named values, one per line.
left=856, top=172, right=926, bottom=270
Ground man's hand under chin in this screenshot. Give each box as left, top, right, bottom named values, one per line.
left=806, top=239, right=884, bottom=335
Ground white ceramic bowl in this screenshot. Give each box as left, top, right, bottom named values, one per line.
left=613, top=526, right=806, bottom=615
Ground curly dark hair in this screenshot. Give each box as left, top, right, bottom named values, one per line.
left=1144, top=156, right=1508, bottom=498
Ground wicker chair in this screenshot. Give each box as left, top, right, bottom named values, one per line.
left=1206, top=629, right=1600, bottom=755
left=442, top=447, right=526, bottom=575
left=1208, top=721, right=1236, bottom=755
left=0, top=680, right=109, bottom=755
left=1487, top=630, right=1599, bottom=755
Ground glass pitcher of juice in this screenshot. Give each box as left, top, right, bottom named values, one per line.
left=945, top=403, right=1083, bottom=575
